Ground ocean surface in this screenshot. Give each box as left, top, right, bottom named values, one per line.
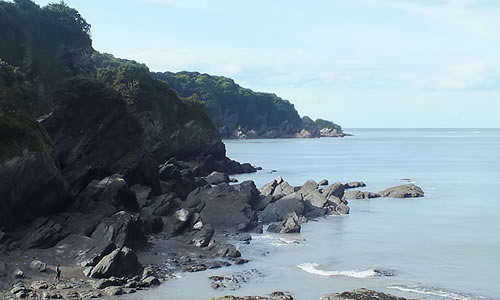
left=131, top=129, right=500, bottom=300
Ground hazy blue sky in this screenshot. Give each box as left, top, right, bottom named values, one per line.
left=34, top=0, right=500, bottom=127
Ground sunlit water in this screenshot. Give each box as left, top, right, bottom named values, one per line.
left=128, top=129, right=500, bottom=300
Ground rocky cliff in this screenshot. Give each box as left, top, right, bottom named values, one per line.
left=153, top=71, right=344, bottom=138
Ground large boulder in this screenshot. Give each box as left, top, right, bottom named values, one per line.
left=260, top=177, right=295, bottom=197
left=267, top=215, right=301, bottom=234
left=55, top=234, right=116, bottom=267
left=185, top=181, right=260, bottom=232
left=74, top=175, right=139, bottom=212
left=321, top=288, right=410, bottom=300
left=205, top=171, right=230, bottom=185
left=91, top=211, right=147, bottom=249
left=89, top=247, right=142, bottom=279
left=260, top=194, right=304, bottom=223
left=380, top=184, right=424, bottom=198
left=323, top=182, right=346, bottom=199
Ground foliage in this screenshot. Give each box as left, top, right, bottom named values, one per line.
left=315, top=118, right=342, bottom=131
left=0, top=59, right=42, bottom=115
left=153, top=71, right=304, bottom=137
left=0, top=104, right=56, bottom=164
left=0, top=0, right=94, bottom=116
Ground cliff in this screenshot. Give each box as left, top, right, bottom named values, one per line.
left=153, top=71, right=344, bottom=138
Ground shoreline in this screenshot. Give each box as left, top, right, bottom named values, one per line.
left=1, top=172, right=424, bottom=300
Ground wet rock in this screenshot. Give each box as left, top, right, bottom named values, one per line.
left=380, top=184, right=424, bottom=198
left=345, top=181, right=366, bottom=189
left=163, top=208, right=194, bottom=237
left=141, top=276, right=160, bottom=287
left=192, top=224, right=214, bottom=248
left=91, top=211, right=146, bottom=249
left=213, top=243, right=241, bottom=258
left=78, top=290, right=102, bottom=298
left=267, top=215, right=301, bottom=234
left=344, top=190, right=381, bottom=200
left=235, top=233, right=252, bottom=242
left=90, top=247, right=142, bottom=279
left=319, top=179, right=329, bottom=186
left=335, top=202, right=350, bottom=214
left=29, top=260, right=47, bottom=272
left=205, top=171, right=230, bottom=185
left=321, top=288, right=410, bottom=300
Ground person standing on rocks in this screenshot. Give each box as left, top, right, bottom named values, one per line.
left=55, top=265, right=61, bottom=281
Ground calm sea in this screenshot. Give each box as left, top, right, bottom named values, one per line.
left=131, top=129, right=500, bottom=300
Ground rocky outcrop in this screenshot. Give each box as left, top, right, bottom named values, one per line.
left=89, top=247, right=142, bottom=279
left=184, top=181, right=260, bottom=232
left=344, top=190, right=381, bottom=200
left=345, top=182, right=366, bottom=189
left=204, top=171, right=230, bottom=185
left=0, top=110, right=71, bottom=230
left=55, top=234, right=116, bottom=268
left=321, top=288, right=411, bottom=300
left=267, top=215, right=302, bottom=234
left=260, top=178, right=350, bottom=224
left=380, top=184, right=424, bottom=198
left=91, top=211, right=147, bottom=249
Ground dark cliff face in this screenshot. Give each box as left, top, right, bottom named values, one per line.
left=93, top=53, right=225, bottom=164
left=152, top=71, right=305, bottom=138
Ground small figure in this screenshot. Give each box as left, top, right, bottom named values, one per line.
left=55, top=265, right=61, bottom=281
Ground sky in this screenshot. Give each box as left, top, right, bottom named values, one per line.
left=33, top=0, right=500, bottom=128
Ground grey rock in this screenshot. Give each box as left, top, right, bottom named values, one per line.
left=205, top=171, right=230, bottom=185
left=323, top=182, right=346, bottom=199
left=267, top=215, right=301, bottom=234
left=102, top=286, right=123, bottom=296
left=55, top=234, right=116, bottom=267
left=344, top=190, right=381, bottom=200
left=163, top=208, right=194, bottom=237
left=345, top=181, right=366, bottom=189
left=192, top=224, right=214, bottom=247
left=335, top=202, right=350, bottom=214
left=141, top=276, right=160, bottom=287
left=20, top=217, right=68, bottom=250
left=380, top=184, right=424, bottom=198
left=0, top=152, right=70, bottom=231
left=75, top=175, right=139, bottom=213
left=90, top=247, right=142, bottom=279
left=235, top=233, right=252, bottom=242
left=91, top=211, right=146, bottom=249
left=320, top=288, right=411, bottom=300
left=185, top=181, right=259, bottom=232
left=93, top=277, right=126, bottom=289
left=29, top=260, right=47, bottom=272
left=254, top=195, right=275, bottom=211
left=13, top=268, right=24, bottom=279
left=30, top=281, right=48, bottom=290
left=300, top=180, right=319, bottom=194
left=214, top=243, right=241, bottom=258
left=261, top=194, right=304, bottom=223
left=129, top=184, right=152, bottom=209
left=318, top=179, right=329, bottom=186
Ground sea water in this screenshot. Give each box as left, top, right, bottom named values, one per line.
left=130, top=129, right=500, bottom=300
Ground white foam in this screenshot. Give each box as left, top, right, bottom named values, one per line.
left=297, top=263, right=377, bottom=278
left=387, top=285, right=483, bottom=300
